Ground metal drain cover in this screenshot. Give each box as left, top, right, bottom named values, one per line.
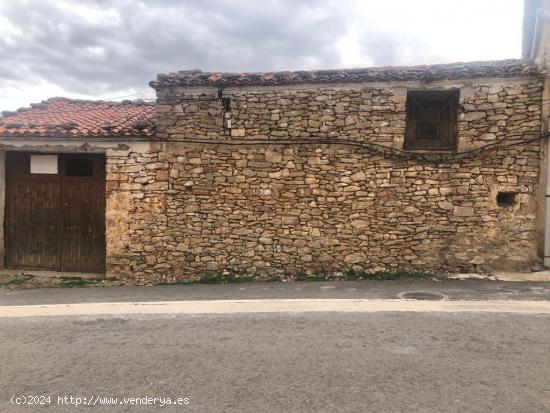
left=398, top=291, right=447, bottom=301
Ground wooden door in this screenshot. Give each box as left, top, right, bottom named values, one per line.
left=5, top=152, right=60, bottom=270
left=5, top=152, right=106, bottom=273
left=59, top=155, right=106, bottom=272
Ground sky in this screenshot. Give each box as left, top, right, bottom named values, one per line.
left=0, top=0, right=524, bottom=111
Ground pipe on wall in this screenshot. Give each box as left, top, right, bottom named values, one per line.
left=545, top=118, right=550, bottom=267
left=531, top=8, right=550, bottom=59
left=533, top=7, right=550, bottom=267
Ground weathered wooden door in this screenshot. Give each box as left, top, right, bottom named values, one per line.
left=5, top=152, right=106, bottom=273
left=59, top=155, right=106, bottom=272
left=5, top=152, right=60, bottom=270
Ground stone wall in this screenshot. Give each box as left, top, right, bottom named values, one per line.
left=155, top=80, right=541, bottom=150
left=105, top=77, right=544, bottom=282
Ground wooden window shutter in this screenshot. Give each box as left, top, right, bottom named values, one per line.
left=404, top=95, right=418, bottom=150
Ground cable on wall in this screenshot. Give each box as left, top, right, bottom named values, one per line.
left=162, top=132, right=547, bottom=165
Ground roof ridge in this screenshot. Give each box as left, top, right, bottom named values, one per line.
left=150, top=58, right=541, bottom=89
left=44, top=97, right=155, bottom=106
left=172, top=58, right=535, bottom=76
left=1, top=97, right=154, bottom=118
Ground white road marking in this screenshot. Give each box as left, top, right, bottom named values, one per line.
left=0, top=299, right=550, bottom=317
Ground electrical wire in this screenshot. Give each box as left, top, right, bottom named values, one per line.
left=162, top=132, right=546, bottom=164
left=96, top=90, right=155, bottom=100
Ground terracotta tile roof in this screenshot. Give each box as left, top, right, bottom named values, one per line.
left=0, top=97, right=156, bottom=138
left=150, top=59, right=540, bottom=89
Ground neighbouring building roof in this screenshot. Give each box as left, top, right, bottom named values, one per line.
left=150, top=59, right=540, bottom=89
left=0, top=97, right=156, bottom=139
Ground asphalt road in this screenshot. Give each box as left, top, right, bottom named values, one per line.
left=2, top=279, right=550, bottom=305
left=1, top=300, right=550, bottom=412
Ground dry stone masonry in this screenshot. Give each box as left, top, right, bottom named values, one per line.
left=104, top=63, right=544, bottom=282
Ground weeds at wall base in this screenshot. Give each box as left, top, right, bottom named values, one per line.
left=158, top=269, right=431, bottom=286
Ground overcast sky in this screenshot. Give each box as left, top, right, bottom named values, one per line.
left=0, top=0, right=524, bottom=111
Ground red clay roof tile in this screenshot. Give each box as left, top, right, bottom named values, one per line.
left=0, top=97, right=155, bottom=139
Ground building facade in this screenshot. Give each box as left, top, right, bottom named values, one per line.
left=108, top=61, right=543, bottom=282
left=1, top=5, right=549, bottom=282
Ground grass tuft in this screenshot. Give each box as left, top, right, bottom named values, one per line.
left=5, top=274, right=35, bottom=285
left=59, top=277, right=100, bottom=288
left=342, top=269, right=429, bottom=281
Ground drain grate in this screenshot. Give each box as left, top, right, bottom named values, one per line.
left=398, top=291, right=447, bottom=301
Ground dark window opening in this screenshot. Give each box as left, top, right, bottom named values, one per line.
left=496, top=192, right=517, bottom=207
left=404, top=91, right=459, bottom=151
left=65, top=157, right=94, bottom=177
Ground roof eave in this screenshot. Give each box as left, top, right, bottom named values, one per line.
left=0, top=134, right=157, bottom=142
left=149, top=59, right=541, bottom=89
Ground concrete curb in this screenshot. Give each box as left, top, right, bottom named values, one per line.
left=2, top=298, right=550, bottom=317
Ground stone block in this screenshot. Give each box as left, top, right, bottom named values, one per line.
left=231, top=128, right=246, bottom=137
left=453, top=206, right=474, bottom=217
left=344, top=253, right=366, bottom=263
